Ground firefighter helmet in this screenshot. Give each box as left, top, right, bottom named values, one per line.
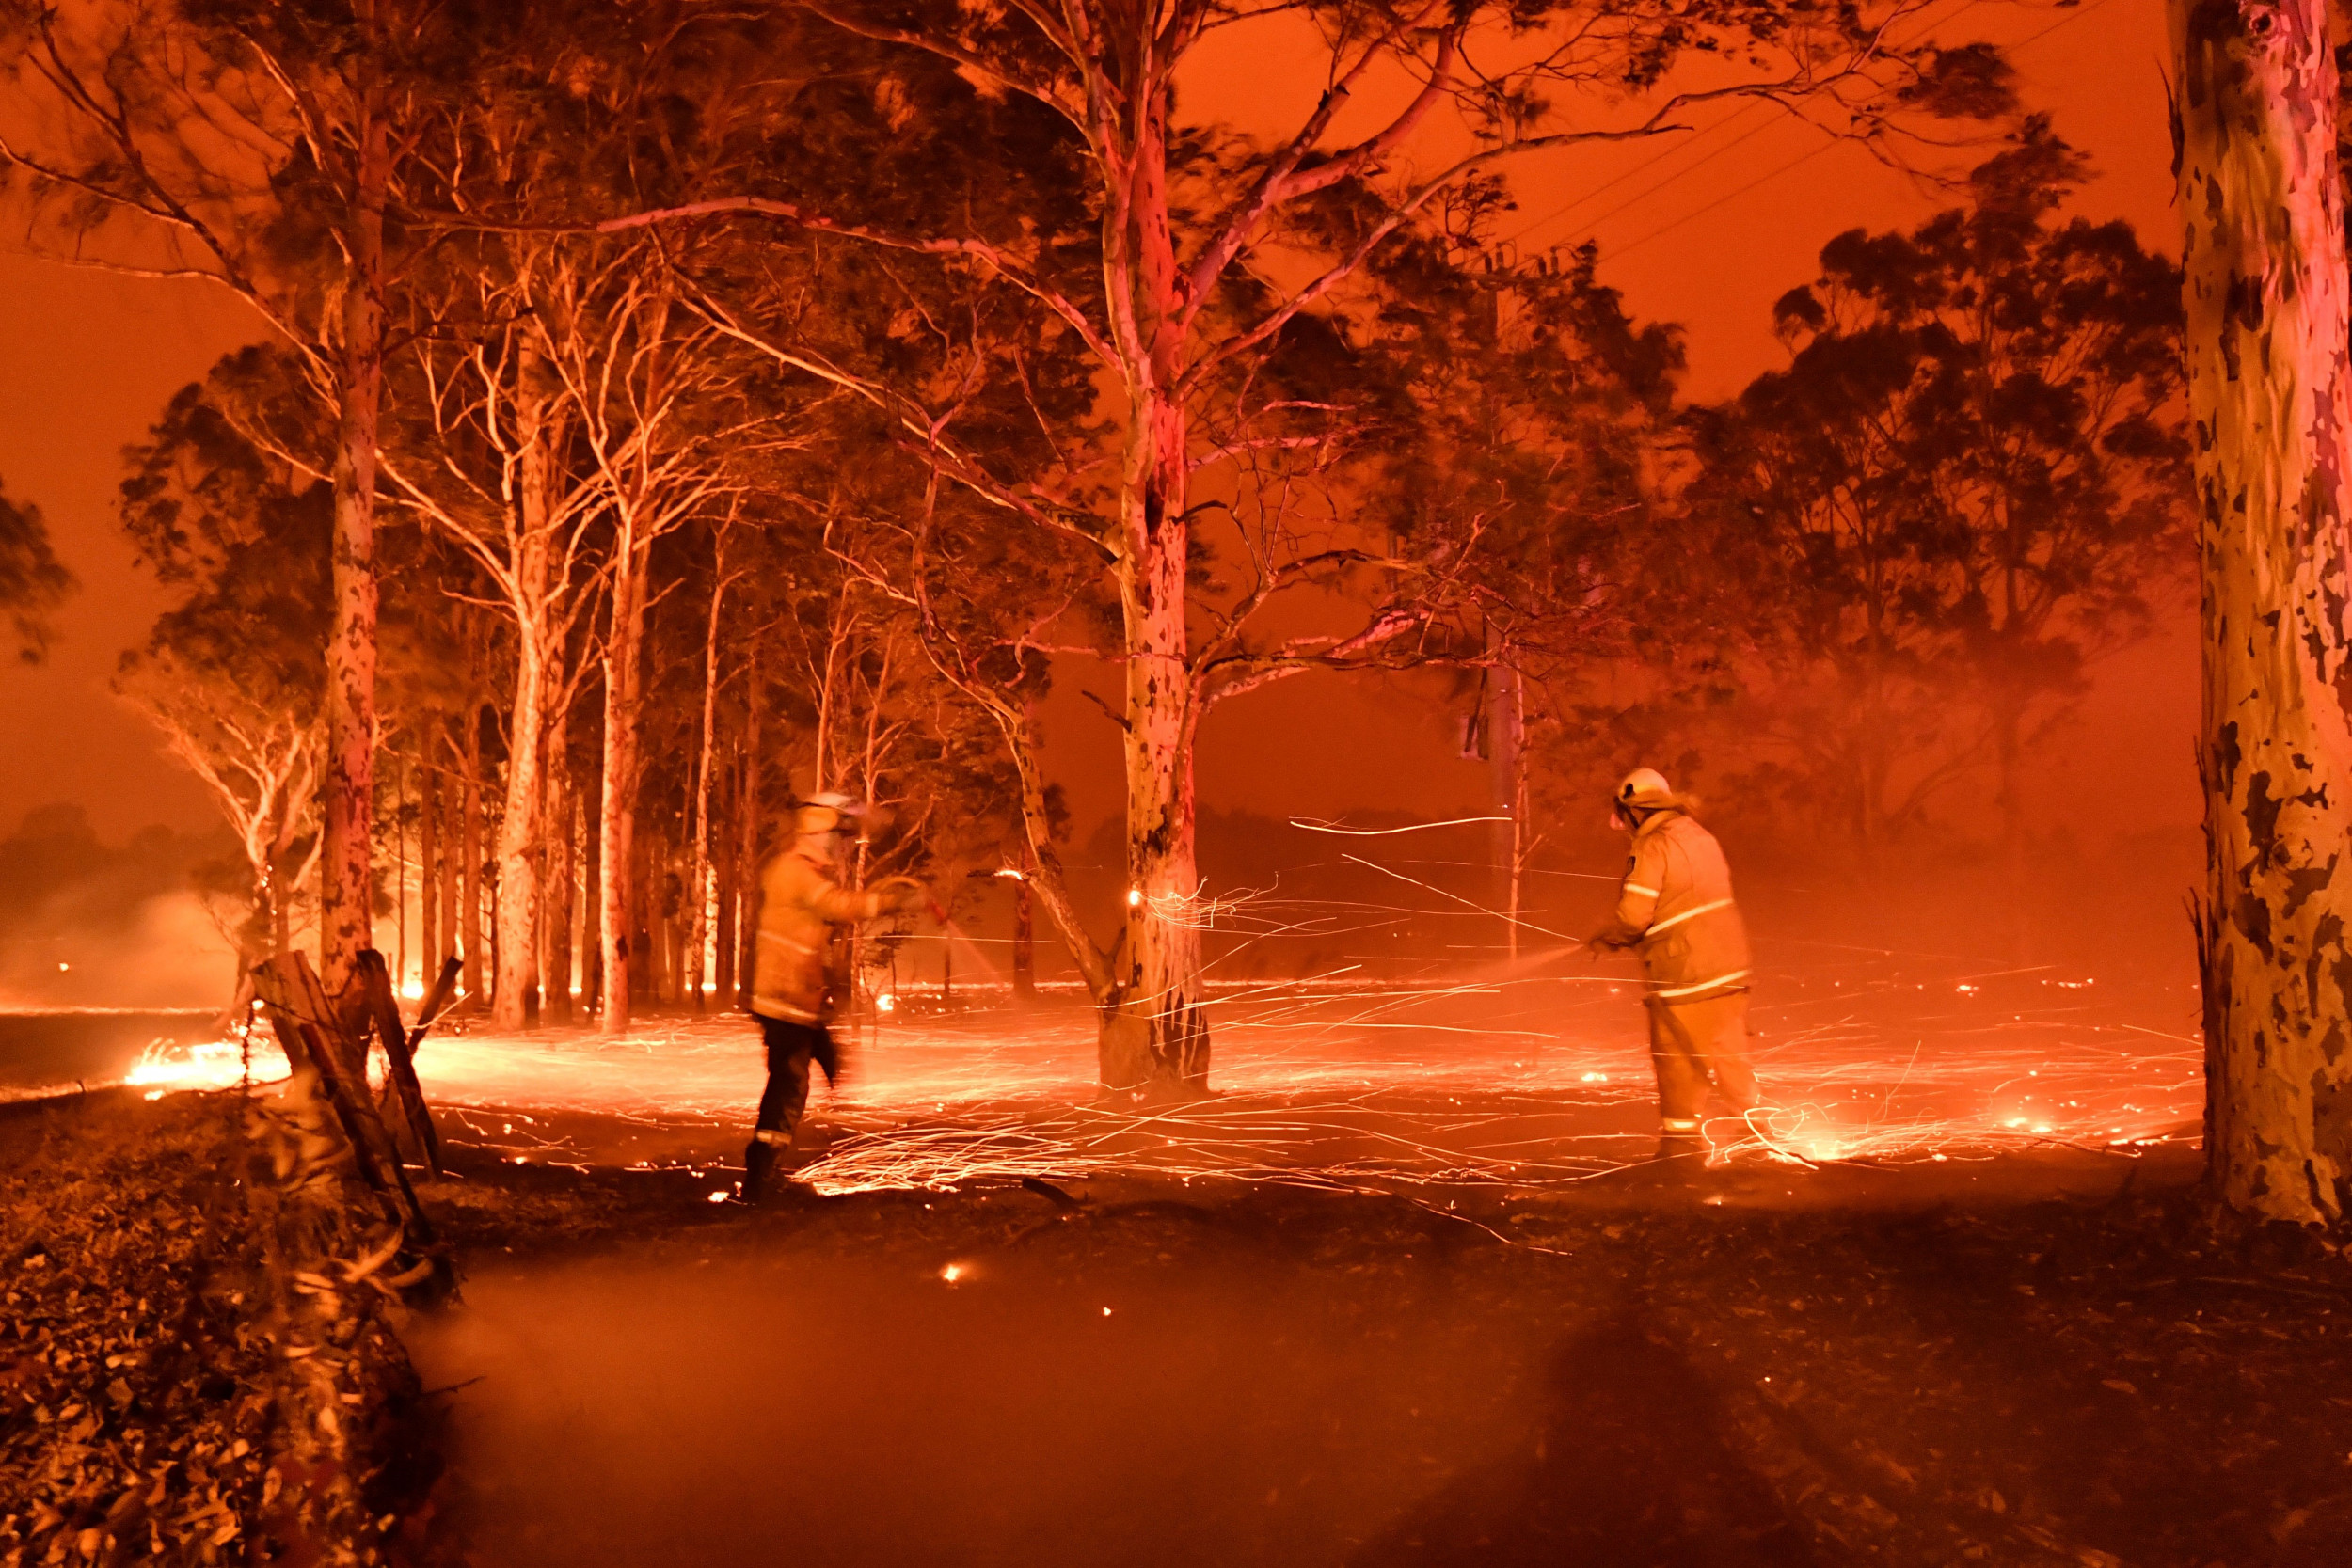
left=1613, top=768, right=1677, bottom=813
left=793, top=792, right=866, bottom=839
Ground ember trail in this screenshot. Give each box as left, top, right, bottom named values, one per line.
left=130, top=957, right=2201, bottom=1195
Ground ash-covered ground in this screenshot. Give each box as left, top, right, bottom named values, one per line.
left=80, top=953, right=2352, bottom=1567
left=406, top=1142, right=2352, bottom=1568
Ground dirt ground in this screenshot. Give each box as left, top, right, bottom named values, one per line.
left=8, top=1085, right=2352, bottom=1567
left=405, top=1138, right=2352, bottom=1568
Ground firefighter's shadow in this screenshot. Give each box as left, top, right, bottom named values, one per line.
left=1350, top=1311, right=1819, bottom=1568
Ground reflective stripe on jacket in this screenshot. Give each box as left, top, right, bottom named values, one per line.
left=750, top=849, right=891, bottom=1024
left=1602, top=810, right=1752, bottom=1005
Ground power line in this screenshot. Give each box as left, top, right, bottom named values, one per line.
left=1506, top=0, right=1991, bottom=247
left=1606, top=0, right=2122, bottom=263
left=1521, top=112, right=1788, bottom=246
left=1505, top=103, right=1777, bottom=244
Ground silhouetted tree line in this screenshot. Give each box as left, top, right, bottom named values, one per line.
left=0, top=0, right=2188, bottom=1091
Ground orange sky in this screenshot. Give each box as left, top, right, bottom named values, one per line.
left=0, top=0, right=2188, bottom=852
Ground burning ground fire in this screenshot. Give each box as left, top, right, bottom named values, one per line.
left=124, top=1027, right=279, bottom=1098
left=110, top=949, right=2203, bottom=1198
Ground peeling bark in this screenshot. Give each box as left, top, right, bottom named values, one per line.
left=2176, top=0, right=2352, bottom=1223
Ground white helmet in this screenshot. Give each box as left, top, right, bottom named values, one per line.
left=793, top=791, right=866, bottom=839
left=1613, top=768, right=1677, bottom=814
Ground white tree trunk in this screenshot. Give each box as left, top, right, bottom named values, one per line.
left=598, top=546, right=649, bottom=1035
left=2177, top=0, right=2352, bottom=1223
left=319, top=103, right=389, bottom=1003
left=544, top=743, right=574, bottom=1024
left=1104, top=387, right=1209, bottom=1098
left=685, top=558, right=728, bottom=1011
left=491, top=382, right=555, bottom=1030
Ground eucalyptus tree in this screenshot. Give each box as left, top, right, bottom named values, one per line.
left=0, top=480, right=71, bottom=666
left=607, top=0, right=2007, bottom=1097
left=2174, top=0, right=2352, bottom=1224
left=0, top=0, right=474, bottom=997
left=1690, top=124, right=2185, bottom=860
left=115, top=349, right=332, bottom=962
left=1360, top=200, right=1687, bottom=944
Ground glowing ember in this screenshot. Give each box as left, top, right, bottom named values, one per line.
left=942, top=1263, right=966, bottom=1283
left=124, top=1033, right=281, bottom=1095
left=400, top=957, right=2201, bottom=1197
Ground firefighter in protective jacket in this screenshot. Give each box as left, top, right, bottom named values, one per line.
left=741, top=792, right=925, bottom=1203
left=1587, top=768, right=1761, bottom=1144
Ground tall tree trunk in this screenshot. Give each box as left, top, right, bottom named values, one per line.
left=643, top=841, right=664, bottom=1004
left=493, top=641, right=545, bottom=1026
left=461, top=716, right=484, bottom=1002
left=394, top=752, right=408, bottom=991
left=437, top=751, right=458, bottom=974
left=271, top=843, right=292, bottom=960
left=545, top=742, right=575, bottom=1024
left=1012, top=873, right=1035, bottom=1002
left=320, top=92, right=391, bottom=1001
left=1104, top=376, right=1208, bottom=1099
left=715, top=747, right=739, bottom=1007
left=599, top=546, right=648, bottom=1033
left=582, top=753, right=605, bottom=1015
left=492, top=375, right=555, bottom=1030
left=629, top=828, right=655, bottom=1003
left=736, top=642, right=763, bottom=1007
left=2178, top=0, right=2352, bottom=1224
left=686, top=560, right=728, bottom=1013
left=419, top=753, right=438, bottom=989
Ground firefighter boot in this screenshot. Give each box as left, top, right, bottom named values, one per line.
left=742, top=1127, right=794, bottom=1205
left=1652, top=1118, right=1709, bottom=1184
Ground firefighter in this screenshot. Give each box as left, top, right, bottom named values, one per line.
left=1586, top=768, right=1760, bottom=1153
left=741, top=792, right=927, bottom=1203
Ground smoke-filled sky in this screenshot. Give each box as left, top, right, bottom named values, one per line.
left=0, top=0, right=2183, bottom=852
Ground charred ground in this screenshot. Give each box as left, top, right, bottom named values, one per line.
left=8, top=1090, right=2352, bottom=1567
left=417, top=1139, right=2350, bottom=1567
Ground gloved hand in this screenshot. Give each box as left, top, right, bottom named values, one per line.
left=1584, top=929, right=1623, bottom=957
left=878, top=876, right=929, bottom=914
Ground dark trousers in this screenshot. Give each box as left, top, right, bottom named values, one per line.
left=744, top=1016, right=838, bottom=1202
left=754, top=1015, right=838, bottom=1135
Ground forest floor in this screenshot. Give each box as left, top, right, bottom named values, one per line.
left=0, top=1090, right=438, bottom=1567
left=401, top=1128, right=2352, bottom=1568
left=11, top=962, right=2351, bottom=1567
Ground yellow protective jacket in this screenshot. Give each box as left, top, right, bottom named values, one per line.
left=1597, top=809, right=1752, bottom=1005
left=750, top=849, right=896, bottom=1024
